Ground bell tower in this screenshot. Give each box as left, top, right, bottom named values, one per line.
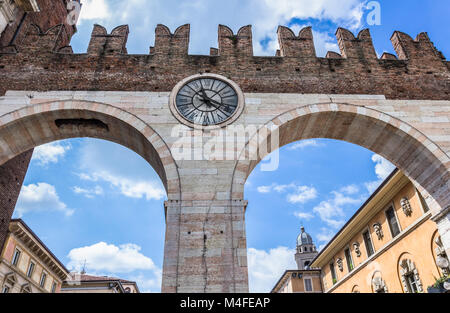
left=295, top=226, right=319, bottom=270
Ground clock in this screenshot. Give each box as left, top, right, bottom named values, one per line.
left=169, top=74, right=244, bottom=128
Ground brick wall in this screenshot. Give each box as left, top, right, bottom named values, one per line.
left=0, top=0, right=76, bottom=47
left=0, top=150, right=33, bottom=253
left=0, top=22, right=449, bottom=99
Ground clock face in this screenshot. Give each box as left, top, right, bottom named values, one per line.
left=175, top=77, right=239, bottom=126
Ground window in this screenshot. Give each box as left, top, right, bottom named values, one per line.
left=330, top=263, right=337, bottom=284
left=363, top=230, right=374, bottom=257
left=51, top=282, right=57, bottom=293
left=2, top=286, right=10, bottom=293
left=405, top=273, right=419, bottom=293
left=304, top=261, right=310, bottom=269
left=27, top=262, right=35, bottom=278
left=304, top=278, right=312, bottom=292
left=385, top=206, right=401, bottom=238
left=345, top=248, right=354, bottom=272
left=12, top=248, right=21, bottom=266
left=40, top=273, right=47, bottom=288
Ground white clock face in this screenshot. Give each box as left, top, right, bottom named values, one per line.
left=175, top=77, right=239, bottom=126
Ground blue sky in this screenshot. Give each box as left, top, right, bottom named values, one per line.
left=12, top=0, right=449, bottom=293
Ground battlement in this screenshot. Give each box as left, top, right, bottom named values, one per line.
left=3, top=22, right=447, bottom=63
left=0, top=23, right=449, bottom=99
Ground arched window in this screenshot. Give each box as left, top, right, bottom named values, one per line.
left=371, top=271, right=388, bottom=293
left=2, top=272, right=17, bottom=293
left=399, top=259, right=423, bottom=293
left=351, top=285, right=360, bottom=293
left=21, top=284, right=32, bottom=293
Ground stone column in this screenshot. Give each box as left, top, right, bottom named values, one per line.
left=161, top=197, right=249, bottom=293
left=0, top=149, right=33, bottom=253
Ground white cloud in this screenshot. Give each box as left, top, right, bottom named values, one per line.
left=287, top=139, right=325, bottom=151
left=256, top=183, right=317, bottom=204
left=257, top=185, right=272, bottom=194
left=32, top=142, right=71, bottom=166
left=78, top=171, right=165, bottom=200
left=73, top=0, right=369, bottom=56
left=372, top=154, right=396, bottom=180
left=129, top=271, right=162, bottom=293
left=365, top=154, right=396, bottom=193
left=316, top=227, right=335, bottom=243
left=248, top=247, right=297, bottom=293
left=340, top=184, right=359, bottom=195
left=79, top=0, right=111, bottom=22
left=313, top=190, right=363, bottom=229
left=293, top=211, right=314, bottom=221
left=67, top=242, right=159, bottom=273
left=287, top=186, right=318, bottom=204
left=15, top=183, right=74, bottom=217
left=73, top=185, right=104, bottom=198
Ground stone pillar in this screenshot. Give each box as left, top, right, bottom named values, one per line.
left=161, top=198, right=249, bottom=293
left=0, top=149, right=33, bottom=253
left=432, top=206, right=450, bottom=261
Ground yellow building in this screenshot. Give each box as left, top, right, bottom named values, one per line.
left=271, top=270, right=322, bottom=293
left=0, top=219, right=69, bottom=293
left=311, top=169, right=449, bottom=293
left=61, top=274, right=140, bottom=293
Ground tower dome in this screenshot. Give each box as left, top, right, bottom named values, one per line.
left=297, top=226, right=313, bottom=246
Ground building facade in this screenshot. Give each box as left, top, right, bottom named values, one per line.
left=311, top=169, right=450, bottom=293
left=0, top=219, right=69, bottom=293
left=61, top=274, right=140, bottom=293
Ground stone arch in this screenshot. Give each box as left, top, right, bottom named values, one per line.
left=231, top=102, right=449, bottom=215
left=0, top=100, right=181, bottom=200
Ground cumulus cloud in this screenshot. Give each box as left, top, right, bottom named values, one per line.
left=248, top=247, right=297, bottom=293
left=287, top=139, right=325, bottom=151
left=32, top=142, right=71, bottom=166
left=73, top=0, right=369, bottom=56
left=67, top=242, right=159, bottom=273
left=15, top=183, right=74, bottom=217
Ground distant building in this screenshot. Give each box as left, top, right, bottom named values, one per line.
left=274, top=169, right=450, bottom=293
left=295, top=227, right=318, bottom=270
left=61, top=274, right=140, bottom=293
left=272, top=227, right=322, bottom=293
left=0, top=219, right=69, bottom=293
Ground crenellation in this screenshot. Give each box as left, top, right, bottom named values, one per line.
left=390, top=31, right=446, bottom=70
left=335, top=28, right=377, bottom=59
left=87, top=24, right=129, bottom=55
left=218, top=25, right=253, bottom=57
left=277, top=26, right=316, bottom=58
left=16, top=23, right=68, bottom=53
left=152, top=24, right=190, bottom=56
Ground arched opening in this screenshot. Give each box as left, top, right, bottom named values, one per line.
left=0, top=100, right=182, bottom=293
left=232, top=103, right=449, bottom=213
left=233, top=102, right=449, bottom=293
left=0, top=100, right=180, bottom=198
